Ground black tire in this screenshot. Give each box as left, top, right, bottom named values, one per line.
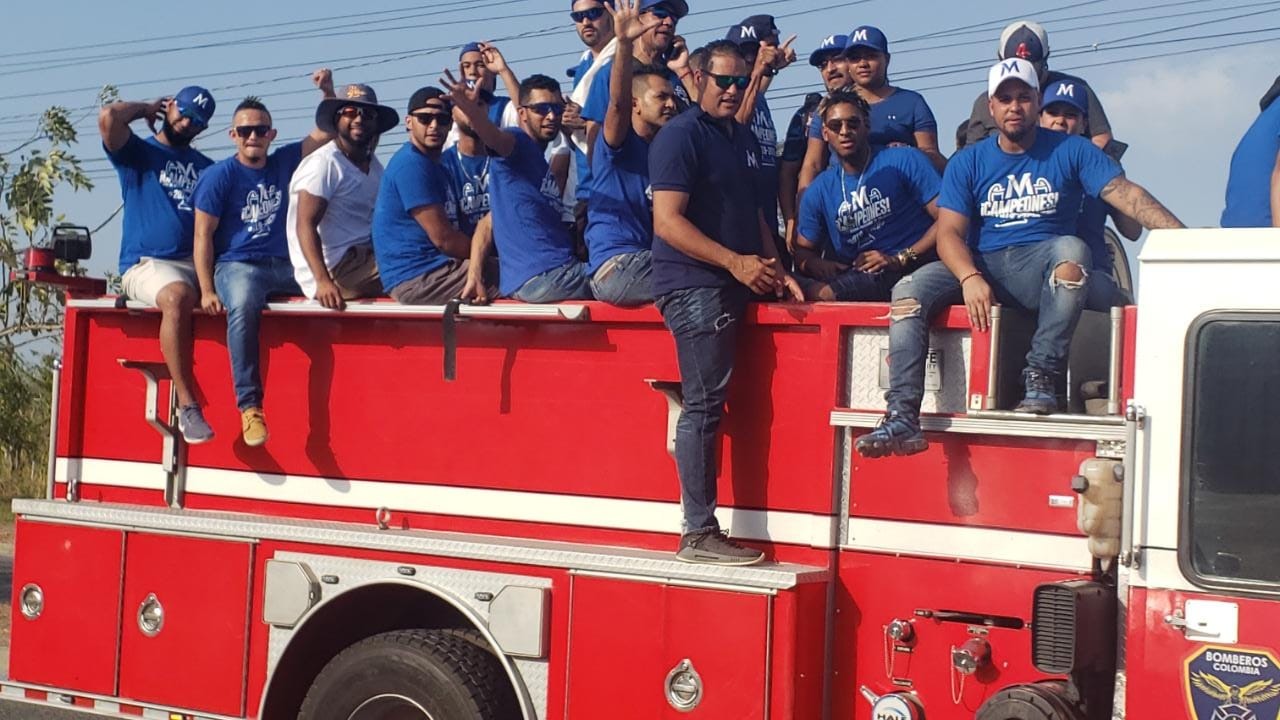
left=976, top=681, right=1084, bottom=720
left=298, top=628, right=521, bottom=720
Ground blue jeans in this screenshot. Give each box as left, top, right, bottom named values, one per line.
left=657, top=285, right=748, bottom=534
left=827, top=267, right=903, bottom=301
left=509, top=261, right=593, bottom=303
left=590, top=250, right=653, bottom=307
left=214, top=257, right=301, bottom=410
left=885, top=236, right=1091, bottom=417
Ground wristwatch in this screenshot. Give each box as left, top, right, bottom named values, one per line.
left=896, top=248, right=919, bottom=269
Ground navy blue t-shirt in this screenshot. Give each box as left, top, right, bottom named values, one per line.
left=192, top=142, right=303, bottom=263
left=649, top=109, right=765, bottom=295
left=371, top=141, right=459, bottom=294
left=107, top=134, right=213, bottom=272
left=808, top=87, right=938, bottom=148
left=939, top=130, right=1122, bottom=254
left=585, top=129, right=652, bottom=274
left=490, top=129, right=576, bottom=296
left=440, top=145, right=490, bottom=236
left=748, top=93, right=780, bottom=232
left=782, top=97, right=821, bottom=163
left=798, top=147, right=940, bottom=263
left=1222, top=99, right=1280, bottom=227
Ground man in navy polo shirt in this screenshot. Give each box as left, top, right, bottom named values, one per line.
left=192, top=70, right=337, bottom=447
left=650, top=40, right=802, bottom=565
left=795, top=91, right=940, bottom=301
left=1222, top=77, right=1280, bottom=227
left=444, top=72, right=590, bottom=302
left=373, top=87, right=497, bottom=306
left=101, top=84, right=218, bottom=443
left=584, top=0, right=677, bottom=306
left=857, top=59, right=1182, bottom=460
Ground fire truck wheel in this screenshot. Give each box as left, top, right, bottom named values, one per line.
left=298, top=628, right=520, bottom=720
left=975, top=681, right=1084, bottom=720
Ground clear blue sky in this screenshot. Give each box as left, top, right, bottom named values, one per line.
left=2, top=0, right=1276, bottom=278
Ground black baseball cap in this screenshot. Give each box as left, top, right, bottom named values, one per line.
left=408, top=87, right=450, bottom=114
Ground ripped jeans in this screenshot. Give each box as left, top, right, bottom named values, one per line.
left=657, top=285, right=749, bottom=534
left=885, top=235, right=1091, bottom=418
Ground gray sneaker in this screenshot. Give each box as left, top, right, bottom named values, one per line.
left=178, top=404, right=215, bottom=444
left=676, top=530, right=764, bottom=566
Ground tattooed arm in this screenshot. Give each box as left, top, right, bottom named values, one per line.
left=1100, top=175, right=1184, bottom=230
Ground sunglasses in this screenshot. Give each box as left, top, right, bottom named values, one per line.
left=570, top=6, right=605, bottom=23
left=824, top=118, right=864, bottom=133
left=643, top=5, right=675, bottom=19
left=233, top=124, right=272, bottom=138
left=411, top=111, right=453, bottom=126
left=522, top=102, right=565, bottom=116
left=337, top=106, right=378, bottom=119
left=708, top=73, right=750, bottom=90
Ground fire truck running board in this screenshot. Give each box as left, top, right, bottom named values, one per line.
left=0, top=678, right=238, bottom=720
left=68, top=298, right=592, bottom=321
left=12, top=499, right=827, bottom=592
left=830, top=409, right=1127, bottom=442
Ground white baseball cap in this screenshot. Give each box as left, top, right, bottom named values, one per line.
left=987, top=58, right=1040, bottom=97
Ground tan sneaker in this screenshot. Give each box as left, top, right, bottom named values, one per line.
left=241, top=408, right=268, bottom=447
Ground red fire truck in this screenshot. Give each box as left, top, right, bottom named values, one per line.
left=6, top=229, right=1278, bottom=720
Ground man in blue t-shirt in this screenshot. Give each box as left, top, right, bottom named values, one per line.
left=649, top=40, right=802, bottom=566
left=102, top=84, right=218, bottom=443
left=373, top=87, right=497, bottom=306
left=584, top=2, right=679, bottom=306
left=1222, top=80, right=1280, bottom=228
left=441, top=89, right=496, bottom=237
left=725, top=15, right=797, bottom=257
left=192, top=71, right=337, bottom=447
left=780, top=34, right=849, bottom=251
left=795, top=91, right=940, bottom=301
left=444, top=72, right=590, bottom=302
left=857, top=59, right=1184, bottom=458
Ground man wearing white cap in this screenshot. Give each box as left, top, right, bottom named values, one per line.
left=856, top=59, right=1182, bottom=458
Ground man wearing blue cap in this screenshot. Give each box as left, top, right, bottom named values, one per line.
left=101, top=85, right=219, bottom=443
left=1222, top=77, right=1280, bottom=228
left=779, top=34, right=850, bottom=252
left=1039, top=79, right=1141, bottom=311
left=857, top=59, right=1181, bottom=459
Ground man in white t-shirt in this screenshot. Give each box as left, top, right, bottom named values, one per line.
left=287, top=83, right=399, bottom=309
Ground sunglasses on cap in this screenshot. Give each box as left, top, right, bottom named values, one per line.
left=233, top=124, right=272, bottom=138
left=411, top=110, right=454, bottom=126
left=338, top=106, right=379, bottom=119
left=570, top=6, right=605, bottom=23
left=522, top=102, right=565, bottom=116
left=824, top=118, right=864, bottom=133
left=708, top=73, right=750, bottom=90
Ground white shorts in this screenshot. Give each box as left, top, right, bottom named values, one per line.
left=120, top=257, right=198, bottom=307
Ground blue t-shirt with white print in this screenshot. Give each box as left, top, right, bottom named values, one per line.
left=938, top=129, right=1122, bottom=254
left=192, top=142, right=303, bottom=263
left=371, top=141, right=459, bottom=294
left=107, top=134, right=213, bottom=272
left=489, top=129, right=576, bottom=296
left=798, top=146, right=939, bottom=262
left=440, top=145, right=490, bottom=236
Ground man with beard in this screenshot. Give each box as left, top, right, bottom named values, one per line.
left=191, top=70, right=336, bottom=447
left=649, top=40, right=803, bottom=565
left=101, top=85, right=218, bottom=443
left=725, top=15, right=797, bottom=257
left=584, top=0, right=677, bottom=306
left=440, top=88, right=495, bottom=237
left=856, top=60, right=1183, bottom=460
left=794, top=91, right=940, bottom=301
left=287, top=84, right=399, bottom=310
left=444, top=72, right=590, bottom=303
left=779, top=34, right=848, bottom=252
left=565, top=0, right=617, bottom=237
left=373, top=87, right=496, bottom=305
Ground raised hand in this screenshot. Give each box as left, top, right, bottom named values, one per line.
left=607, top=0, right=659, bottom=44
left=478, top=42, right=509, bottom=74
left=312, top=68, right=335, bottom=98
left=145, top=97, right=170, bottom=135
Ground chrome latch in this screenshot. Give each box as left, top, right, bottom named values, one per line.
left=665, top=658, right=703, bottom=713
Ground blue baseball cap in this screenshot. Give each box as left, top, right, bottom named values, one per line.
left=1041, top=79, right=1088, bottom=115
left=726, top=15, right=778, bottom=46
left=809, top=34, right=849, bottom=67
left=459, top=42, right=483, bottom=60
left=173, top=86, right=215, bottom=128
left=845, top=26, right=890, bottom=57
left=639, top=0, right=688, bottom=19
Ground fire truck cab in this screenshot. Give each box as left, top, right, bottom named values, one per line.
left=6, top=228, right=1279, bottom=720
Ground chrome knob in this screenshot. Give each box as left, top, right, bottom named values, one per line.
left=137, top=593, right=164, bottom=637
left=19, top=584, right=43, bottom=620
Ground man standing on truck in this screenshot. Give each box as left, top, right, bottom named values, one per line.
left=287, top=83, right=399, bottom=310
left=101, top=85, right=218, bottom=443
left=857, top=58, right=1183, bottom=457
left=650, top=40, right=802, bottom=565
left=191, top=70, right=337, bottom=447
left=1221, top=75, right=1280, bottom=228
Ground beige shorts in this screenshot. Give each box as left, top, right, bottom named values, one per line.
left=120, top=257, right=198, bottom=307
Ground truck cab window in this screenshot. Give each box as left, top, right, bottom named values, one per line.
left=1183, top=315, right=1280, bottom=586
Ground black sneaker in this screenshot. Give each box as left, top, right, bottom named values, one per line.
left=1014, top=367, right=1060, bottom=415
left=676, top=530, right=765, bottom=566
left=854, top=411, right=928, bottom=458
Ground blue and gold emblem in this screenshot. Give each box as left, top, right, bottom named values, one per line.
left=1184, top=645, right=1280, bottom=720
